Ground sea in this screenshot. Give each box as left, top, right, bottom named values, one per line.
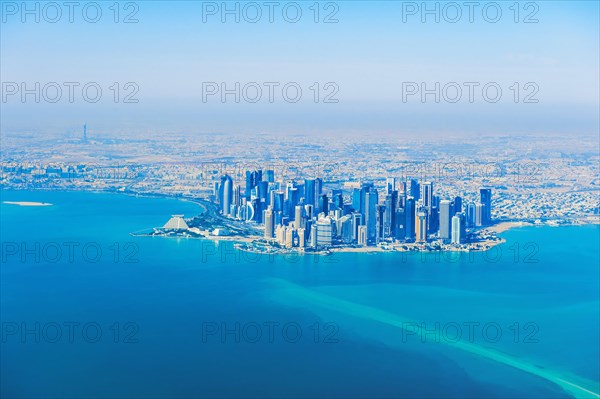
left=1, top=189, right=598, bottom=399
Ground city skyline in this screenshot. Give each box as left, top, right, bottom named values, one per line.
left=215, top=167, right=493, bottom=250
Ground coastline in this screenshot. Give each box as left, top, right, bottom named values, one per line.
left=4, top=187, right=599, bottom=255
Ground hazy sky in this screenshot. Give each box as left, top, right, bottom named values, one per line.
left=1, top=1, right=599, bottom=136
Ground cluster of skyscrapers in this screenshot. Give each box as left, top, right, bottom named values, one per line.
left=216, top=170, right=492, bottom=249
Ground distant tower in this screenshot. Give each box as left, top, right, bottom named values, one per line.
left=83, top=123, right=87, bottom=143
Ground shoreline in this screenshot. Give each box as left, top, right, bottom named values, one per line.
left=3, top=187, right=599, bottom=255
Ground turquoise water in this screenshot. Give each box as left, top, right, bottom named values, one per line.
left=1, top=190, right=598, bottom=398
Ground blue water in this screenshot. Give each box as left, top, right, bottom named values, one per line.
left=1, top=190, right=598, bottom=398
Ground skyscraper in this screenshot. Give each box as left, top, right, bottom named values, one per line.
left=258, top=181, right=269, bottom=206
left=332, top=191, right=343, bottom=210
left=352, top=188, right=362, bottom=212
left=233, top=185, right=241, bottom=207
left=265, top=170, right=275, bottom=183
left=466, top=202, right=476, bottom=228
left=439, top=200, right=452, bottom=240
left=294, top=205, right=304, bottom=229
left=480, top=188, right=492, bottom=225
left=351, top=212, right=362, bottom=243
left=273, top=191, right=284, bottom=213
left=428, top=205, right=439, bottom=234
left=318, top=194, right=328, bottom=216
left=376, top=204, right=385, bottom=242
left=245, top=170, right=254, bottom=199
left=357, top=225, right=368, bottom=246
left=452, top=196, right=462, bottom=215
left=386, top=177, right=396, bottom=194
left=305, top=204, right=314, bottom=220
left=338, top=215, right=353, bottom=243
left=365, top=187, right=378, bottom=243
left=394, top=207, right=406, bottom=240
left=475, top=203, right=484, bottom=227
left=309, top=224, right=318, bottom=248
left=264, top=206, right=274, bottom=238
left=420, top=181, right=433, bottom=209
left=405, top=196, right=416, bottom=240
left=410, top=179, right=420, bottom=201
left=383, top=194, right=394, bottom=238
left=415, top=211, right=428, bottom=243
left=304, top=179, right=316, bottom=207
left=451, top=212, right=466, bottom=244
left=314, top=178, right=323, bottom=207
left=357, top=182, right=374, bottom=215
left=316, top=216, right=333, bottom=247
left=218, top=175, right=233, bottom=216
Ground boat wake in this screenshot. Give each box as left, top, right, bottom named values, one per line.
left=264, top=278, right=600, bottom=399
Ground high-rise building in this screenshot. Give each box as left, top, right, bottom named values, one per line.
left=309, top=224, right=318, bottom=248
left=338, top=215, right=353, bottom=243
left=315, top=178, right=323, bottom=207
left=297, top=228, right=306, bottom=248
left=410, top=179, right=420, bottom=201
left=428, top=205, right=439, bottom=234
left=316, top=216, right=333, bottom=247
left=376, top=204, right=385, bottom=242
left=386, top=177, right=396, bottom=194
left=394, top=207, right=406, bottom=240
left=233, top=185, right=241, bottom=207
left=365, top=187, right=378, bottom=244
left=415, top=210, right=428, bottom=243
left=304, top=179, right=316, bottom=207
left=304, top=204, right=314, bottom=220
left=351, top=212, right=362, bottom=243
left=405, top=196, right=416, bottom=240
left=245, top=170, right=261, bottom=199
left=218, top=174, right=233, bottom=216
left=285, top=227, right=294, bottom=248
left=383, top=194, right=394, bottom=238
left=480, top=188, right=492, bottom=225
left=451, top=212, right=466, bottom=244
left=258, top=181, right=269, bottom=206
left=475, top=203, right=484, bottom=227
left=264, top=207, right=274, bottom=238
left=295, top=205, right=304, bottom=229
left=352, top=188, right=362, bottom=212
left=265, top=170, right=275, bottom=183
left=275, top=225, right=286, bottom=245
left=332, top=191, right=343, bottom=210
left=439, top=200, right=452, bottom=240
left=466, top=202, right=476, bottom=228
left=357, top=225, right=368, bottom=246
left=357, top=182, right=374, bottom=215
left=420, top=181, right=433, bottom=209
left=452, top=196, right=462, bottom=215
left=318, top=194, right=329, bottom=215
left=273, top=191, right=285, bottom=213
left=397, top=181, right=407, bottom=197
left=251, top=198, right=262, bottom=223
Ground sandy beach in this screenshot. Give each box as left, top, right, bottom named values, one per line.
left=485, top=221, right=534, bottom=233
left=3, top=201, right=53, bottom=207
